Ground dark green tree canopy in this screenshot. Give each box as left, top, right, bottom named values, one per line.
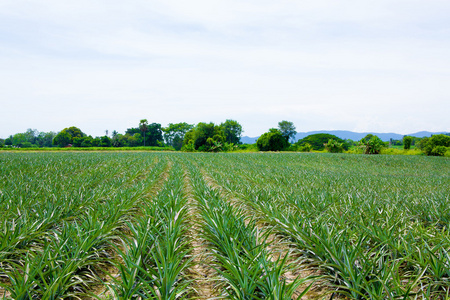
left=296, top=133, right=348, bottom=151
left=278, top=121, right=297, bottom=143
left=53, top=131, right=72, bottom=147
left=256, top=128, right=288, bottom=151
left=220, top=119, right=243, bottom=145
left=163, top=122, right=194, bottom=149
left=5, top=137, right=13, bottom=146
left=403, top=136, right=412, bottom=150
left=64, top=127, right=85, bottom=139
left=183, top=122, right=226, bottom=151
left=126, top=123, right=163, bottom=146
left=53, top=126, right=85, bottom=147
left=417, top=134, right=450, bottom=156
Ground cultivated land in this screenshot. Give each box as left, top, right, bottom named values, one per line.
left=0, top=152, right=449, bottom=299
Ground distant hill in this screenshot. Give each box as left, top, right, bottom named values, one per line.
left=241, top=130, right=449, bottom=144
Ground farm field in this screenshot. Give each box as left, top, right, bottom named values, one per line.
left=0, top=152, right=449, bottom=299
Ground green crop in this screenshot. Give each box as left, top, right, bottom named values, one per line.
left=0, top=152, right=449, bottom=299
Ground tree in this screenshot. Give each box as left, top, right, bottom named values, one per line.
left=36, top=131, right=56, bottom=147
left=296, top=134, right=348, bottom=151
left=128, top=123, right=163, bottom=146
left=256, top=129, right=288, bottom=151
left=163, top=123, right=194, bottom=148
left=220, top=120, right=243, bottom=144
left=53, top=131, right=72, bottom=147
left=12, top=133, right=29, bottom=147
left=100, top=136, right=111, bottom=147
left=403, top=136, right=412, bottom=150
left=278, top=121, right=297, bottom=143
left=146, top=123, right=163, bottom=146
left=172, top=135, right=184, bottom=151
left=5, top=136, right=12, bottom=146
left=360, top=134, right=384, bottom=154
left=64, top=127, right=85, bottom=140
left=53, top=126, right=85, bottom=145
left=183, top=122, right=226, bottom=151
left=112, top=134, right=128, bottom=147
left=139, top=119, right=149, bottom=146
left=418, top=134, right=450, bottom=156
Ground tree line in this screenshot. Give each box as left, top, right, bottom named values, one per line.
left=1, top=120, right=449, bottom=156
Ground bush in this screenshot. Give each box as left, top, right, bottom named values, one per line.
left=256, top=129, right=288, bottom=151
left=325, top=139, right=344, bottom=153
left=419, top=134, right=450, bottom=156
left=360, top=135, right=384, bottom=154
left=237, top=144, right=258, bottom=152
left=298, top=143, right=313, bottom=152
left=431, top=146, right=448, bottom=156
left=181, top=140, right=195, bottom=152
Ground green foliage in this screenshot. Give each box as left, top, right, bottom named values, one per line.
left=297, top=133, right=348, bottom=151
left=163, top=122, right=194, bottom=149
left=52, top=131, right=72, bottom=147
left=183, top=122, right=227, bottom=151
left=278, top=120, right=297, bottom=143
left=256, top=128, right=288, bottom=151
left=298, top=142, right=312, bottom=152
left=325, top=139, right=344, bottom=153
left=418, top=134, right=450, bottom=156
left=359, top=134, right=384, bottom=154
left=111, top=134, right=128, bottom=147
left=36, top=131, right=56, bottom=147
left=403, top=136, right=412, bottom=150
left=5, top=137, right=12, bottom=146
left=100, top=136, right=111, bottom=147
left=52, top=126, right=85, bottom=147
left=139, top=119, right=149, bottom=146
left=180, top=140, right=195, bottom=152
left=127, top=123, right=163, bottom=146
left=63, top=126, right=85, bottom=140
left=430, top=145, right=448, bottom=156
left=220, top=119, right=243, bottom=144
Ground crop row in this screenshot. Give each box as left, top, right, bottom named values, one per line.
left=190, top=153, right=450, bottom=299
left=187, top=163, right=312, bottom=299
left=0, top=153, right=171, bottom=298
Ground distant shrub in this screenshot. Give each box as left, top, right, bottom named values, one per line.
left=298, top=143, right=313, bottom=152
left=181, top=140, right=196, bottom=152
left=296, top=134, right=348, bottom=151
left=418, top=134, right=450, bottom=156
left=360, top=135, right=384, bottom=154
left=325, top=139, right=344, bottom=153
left=431, top=146, right=448, bottom=156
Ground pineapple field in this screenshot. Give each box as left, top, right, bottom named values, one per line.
left=0, top=152, right=449, bottom=299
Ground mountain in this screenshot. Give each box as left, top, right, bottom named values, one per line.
left=241, top=130, right=448, bottom=143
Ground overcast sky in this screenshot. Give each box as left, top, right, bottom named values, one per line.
left=1, top=0, right=449, bottom=138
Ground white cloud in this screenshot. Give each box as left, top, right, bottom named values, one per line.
left=1, top=0, right=449, bottom=137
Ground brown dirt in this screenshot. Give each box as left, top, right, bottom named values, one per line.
left=183, top=170, right=218, bottom=299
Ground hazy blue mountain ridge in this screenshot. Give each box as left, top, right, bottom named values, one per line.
left=240, top=130, right=449, bottom=144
